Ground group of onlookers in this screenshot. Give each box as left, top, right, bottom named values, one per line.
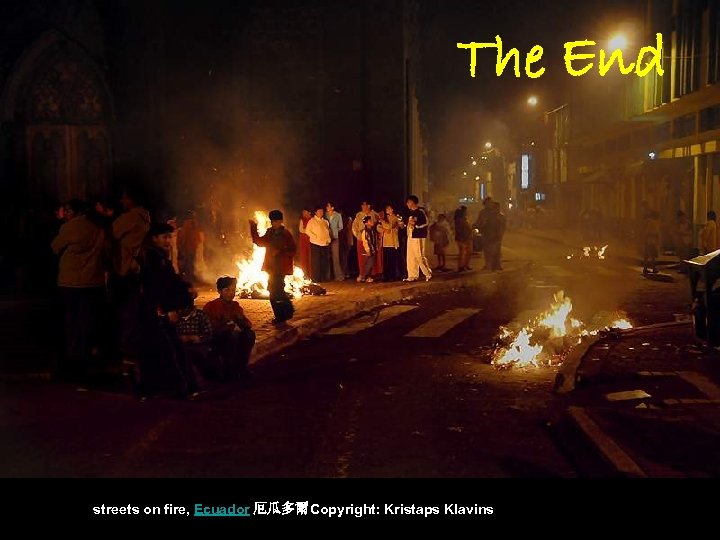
left=295, top=195, right=508, bottom=286
left=50, top=189, right=256, bottom=400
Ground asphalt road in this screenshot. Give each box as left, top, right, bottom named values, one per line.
left=1, top=231, right=690, bottom=477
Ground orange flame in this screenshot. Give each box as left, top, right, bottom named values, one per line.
left=492, top=290, right=633, bottom=369
left=235, top=210, right=311, bottom=299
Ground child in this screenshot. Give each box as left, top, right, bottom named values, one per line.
left=357, top=216, right=378, bottom=283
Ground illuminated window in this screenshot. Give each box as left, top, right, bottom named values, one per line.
left=521, top=154, right=530, bottom=189
left=535, top=192, right=546, bottom=201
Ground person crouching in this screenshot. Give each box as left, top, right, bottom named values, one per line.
left=203, top=276, right=256, bottom=380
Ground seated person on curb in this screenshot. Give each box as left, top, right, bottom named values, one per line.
left=203, top=276, right=257, bottom=380
left=175, top=294, right=214, bottom=380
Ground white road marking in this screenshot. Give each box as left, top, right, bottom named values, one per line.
left=324, top=305, right=418, bottom=335
left=676, top=371, right=720, bottom=400
left=566, top=406, right=647, bottom=477
left=404, top=308, right=481, bottom=338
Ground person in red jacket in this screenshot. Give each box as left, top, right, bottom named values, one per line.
left=203, top=276, right=256, bottom=379
left=250, top=209, right=296, bottom=324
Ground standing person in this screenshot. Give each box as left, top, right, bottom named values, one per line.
left=325, top=202, right=344, bottom=281
left=379, top=204, right=401, bottom=281
left=250, top=210, right=296, bottom=324
left=352, top=201, right=378, bottom=273
left=453, top=206, right=473, bottom=272
left=51, top=199, right=107, bottom=381
left=111, top=187, right=151, bottom=364
left=342, top=212, right=358, bottom=279
left=404, top=195, right=432, bottom=282
left=297, top=208, right=312, bottom=277
left=203, top=276, right=256, bottom=380
left=306, top=205, right=331, bottom=282
left=482, top=201, right=507, bottom=271
left=429, top=213, right=451, bottom=272
left=700, top=210, right=718, bottom=255
left=357, top=216, right=378, bottom=283
left=373, top=209, right=385, bottom=279
left=642, top=210, right=661, bottom=274
left=136, top=222, right=200, bottom=399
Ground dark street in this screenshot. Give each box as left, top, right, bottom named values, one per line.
left=1, top=231, right=691, bottom=478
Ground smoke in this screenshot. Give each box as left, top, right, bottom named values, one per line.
left=159, top=73, right=305, bottom=286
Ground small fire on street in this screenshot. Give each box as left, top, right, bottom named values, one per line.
left=235, top=211, right=313, bottom=299
left=566, top=245, right=609, bottom=260
left=492, top=290, right=632, bottom=369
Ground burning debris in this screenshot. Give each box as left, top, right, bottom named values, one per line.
left=566, top=245, right=609, bottom=260
left=492, top=290, right=632, bottom=369
left=235, top=211, right=326, bottom=299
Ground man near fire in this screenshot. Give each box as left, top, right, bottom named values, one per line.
left=203, top=276, right=256, bottom=379
left=249, top=210, right=296, bottom=324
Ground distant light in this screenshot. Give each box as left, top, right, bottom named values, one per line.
left=648, top=151, right=657, bottom=160
left=475, top=176, right=480, bottom=180
left=472, top=160, right=477, bottom=166
left=609, top=34, right=628, bottom=51
left=463, top=171, right=467, bottom=176
left=527, top=96, right=538, bottom=106
left=484, top=142, right=492, bottom=150
left=530, top=141, right=536, bottom=146
left=521, top=154, right=530, bottom=189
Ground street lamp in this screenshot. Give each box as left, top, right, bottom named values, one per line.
left=484, top=141, right=492, bottom=150
left=608, top=33, right=628, bottom=51
left=527, top=96, right=538, bottom=107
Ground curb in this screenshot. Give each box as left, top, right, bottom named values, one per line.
left=553, top=320, right=694, bottom=395
left=552, top=334, right=604, bottom=394
left=249, top=262, right=531, bottom=366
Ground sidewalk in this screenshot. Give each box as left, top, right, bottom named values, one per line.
left=552, top=321, right=720, bottom=477
left=0, top=255, right=530, bottom=378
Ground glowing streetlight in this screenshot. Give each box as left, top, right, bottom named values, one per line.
left=472, top=160, right=477, bottom=166
left=608, top=33, right=628, bottom=51
left=527, top=96, right=538, bottom=106
left=484, top=141, right=492, bottom=150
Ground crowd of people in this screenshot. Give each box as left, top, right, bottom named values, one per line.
left=295, top=195, right=507, bottom=285
left=49, top=188, right=509, bottom=399
left=50, top=188, right=258, bottom=400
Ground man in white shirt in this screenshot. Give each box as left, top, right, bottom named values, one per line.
left=306, top=205, right=331, bottom=282
left=325, top=202, right=344, bottom=281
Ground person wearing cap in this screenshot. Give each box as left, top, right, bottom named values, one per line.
left=249, top=209, right=296, bottom=324
left=203, top=276, right=256, bottom=379
left=134, top=222, right=200, bottom=399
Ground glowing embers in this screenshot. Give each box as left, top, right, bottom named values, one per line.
left=492, top=290, right=632, bottom=369
left=566, top=245, right=608, bottom=260
left=235, top=211, right=313, bottom=300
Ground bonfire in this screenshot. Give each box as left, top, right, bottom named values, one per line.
left=235, top=211, right=319, bottom=299
left=492, top=290, right=632, bottom=369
